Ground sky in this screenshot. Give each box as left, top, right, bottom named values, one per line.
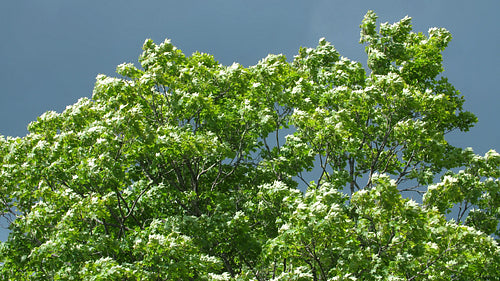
left=0, top=0, right=498, bottom=241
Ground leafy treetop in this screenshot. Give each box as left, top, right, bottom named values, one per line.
left=0, top=10, right=498, bottom=280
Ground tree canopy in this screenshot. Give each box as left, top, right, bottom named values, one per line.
left=1, top=11, right=499, bottom=280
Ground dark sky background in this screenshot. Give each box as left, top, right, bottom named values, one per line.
left=0, top=1, right=498, bottom=241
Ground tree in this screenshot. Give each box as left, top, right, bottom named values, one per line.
left=1, top=11, right=499, bottom=280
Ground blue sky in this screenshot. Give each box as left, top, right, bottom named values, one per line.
left=0, top=0, right=498, bottom=241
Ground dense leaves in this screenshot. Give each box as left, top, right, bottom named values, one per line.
left=1, top=11, right=499, bottom=280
